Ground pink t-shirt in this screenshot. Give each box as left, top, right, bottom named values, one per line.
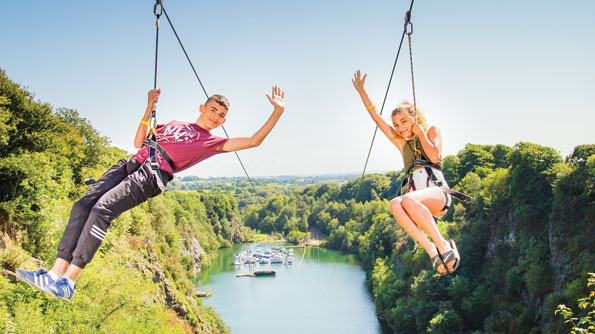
left=131, top=120, right=229, bottom=176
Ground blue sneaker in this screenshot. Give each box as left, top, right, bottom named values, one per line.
left=16, top=269, right=56, bottom=292
left=45, top=277, right=75, bottom=302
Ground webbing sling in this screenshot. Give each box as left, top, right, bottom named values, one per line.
left=143, top=138, right=174, bottom=169
left=142, top=137, right=173, bottom=192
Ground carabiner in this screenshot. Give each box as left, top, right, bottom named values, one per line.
left=153, top=0, right=163, bottom=18
left=404, top=10, right=413, bottom=35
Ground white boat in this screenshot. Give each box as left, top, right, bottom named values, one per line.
left=270, top=255, right=284, bottom=264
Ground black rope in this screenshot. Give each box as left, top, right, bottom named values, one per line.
left=356, top=0, right=415, bottom=201
left=154, top=2, right=279, bottom=236
left=153, top=1, right=161, bottom=90
left=157, top=2, right=261, bottom=201
left=329, top=0, right=416, bottom=284
left=406, top=10, right=417, bottom=111
left=151, top=0, right=162, bottom=129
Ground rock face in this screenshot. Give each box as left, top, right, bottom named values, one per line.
left=137, top=243, right=210, bottom=332
left=181, top=237, right=207, bottom=276
left=486, top=212, right=516, bottom=259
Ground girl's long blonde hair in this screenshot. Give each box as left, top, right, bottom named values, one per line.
left=391, top=101, right=428, bottom=137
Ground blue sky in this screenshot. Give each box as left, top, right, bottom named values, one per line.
left=2, top=0, right=594, bottom=177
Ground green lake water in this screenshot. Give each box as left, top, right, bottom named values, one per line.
left=197, top=242, right=390, bottom=334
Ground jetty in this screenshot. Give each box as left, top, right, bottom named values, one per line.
left=236, top=270, right=276, bottom=277
left=272, top=245, right=304, bottom=249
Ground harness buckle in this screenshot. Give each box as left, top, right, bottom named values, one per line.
left=150, top=161, right=160, bottom=170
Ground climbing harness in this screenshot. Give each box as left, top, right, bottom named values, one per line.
left=397, top=137, right=471, bottom=255
left=397, top=138, right=471, bottom=201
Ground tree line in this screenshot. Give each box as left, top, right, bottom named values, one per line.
left=237, top=141, right=595, bottom=333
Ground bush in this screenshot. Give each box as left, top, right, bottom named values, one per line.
left=556, top=273, right=595, bottom=334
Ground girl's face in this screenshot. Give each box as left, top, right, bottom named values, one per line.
left=392, top=112, right=415, bottom=138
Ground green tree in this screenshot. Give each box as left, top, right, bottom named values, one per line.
left=456, top=144, right=495, bottom=180
left=556, top=273, right=595, bottom=334
left=427, top=310, right=464, bottom=334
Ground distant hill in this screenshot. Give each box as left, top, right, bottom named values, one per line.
left=168, top=173, right=365, bottom=191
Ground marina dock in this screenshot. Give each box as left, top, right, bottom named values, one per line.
left=236, top=270, right=276, bottom=277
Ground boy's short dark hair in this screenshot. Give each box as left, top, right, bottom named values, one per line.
left=205, top=94, right=230, bottom=111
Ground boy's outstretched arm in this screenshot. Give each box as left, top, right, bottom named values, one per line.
left=219, top=85, right=285, bottom=152
left=134, top=89, right=161, bottom=148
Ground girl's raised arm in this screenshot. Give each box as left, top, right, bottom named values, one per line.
left=352, top=70, right=404, bottom=151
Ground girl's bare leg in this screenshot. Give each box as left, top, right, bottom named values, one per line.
left=400, top=187, right=455, bottom=272
left=390, top=197, right=446, bottom=274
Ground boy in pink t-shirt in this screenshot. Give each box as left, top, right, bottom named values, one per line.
left=17, top=86, right=285, bottom=302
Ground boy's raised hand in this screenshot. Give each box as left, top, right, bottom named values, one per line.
left=266, top=85, right=285, bottom=111
left=352, top=70, right=367, bottom=92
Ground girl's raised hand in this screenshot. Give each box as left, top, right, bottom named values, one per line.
left=352, top=70, right=367, bottom=92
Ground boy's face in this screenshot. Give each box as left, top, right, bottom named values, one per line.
left=199, top=100, right=227, bottom=130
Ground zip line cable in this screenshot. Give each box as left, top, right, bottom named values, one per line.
left=329, top=0, right=417, bottom=284
left=152, top=1, right=262, bottom=205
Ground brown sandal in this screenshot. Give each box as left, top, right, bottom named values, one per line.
left=431, top=253, right=447, bottom=275
left=440, top=240, right=460, bottom=274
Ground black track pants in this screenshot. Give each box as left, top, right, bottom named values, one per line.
left=56, top=159, right=166, bottom=268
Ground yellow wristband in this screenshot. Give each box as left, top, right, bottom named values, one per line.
left=140, top=119, right=150, bottom=126
left=366, top=105, right=375, bottom=110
